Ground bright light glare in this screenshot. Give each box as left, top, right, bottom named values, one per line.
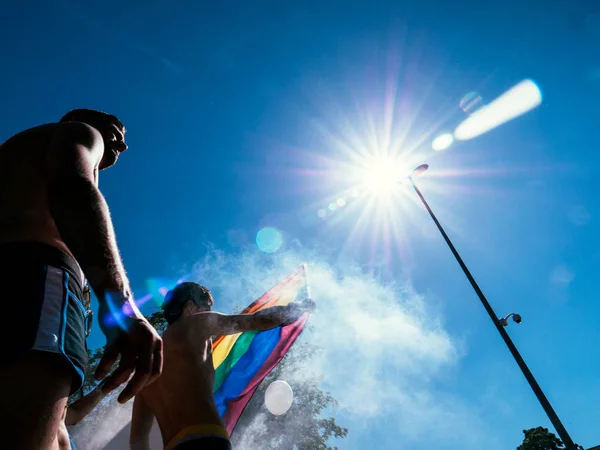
left=454, top=79, right=542, bottom=140
left=359, top=157, right=409, bottom=196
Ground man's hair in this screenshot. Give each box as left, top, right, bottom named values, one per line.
left=162, top=282, right=213, bottom=325
left=60, top=108, right=125, bottom=133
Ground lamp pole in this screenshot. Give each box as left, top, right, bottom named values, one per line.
left=407, top=164, right=577, bottom=450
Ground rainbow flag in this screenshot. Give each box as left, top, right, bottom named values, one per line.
left=212, top=265, right=311, bottom=436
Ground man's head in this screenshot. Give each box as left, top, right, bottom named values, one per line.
left=162, top=282, right=214, bottom=325
left=60, top=108, right=127, bottom=170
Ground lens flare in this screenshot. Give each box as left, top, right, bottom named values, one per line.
left=454, top=80, right=542, bottom=140
left=264, top=380, right=294, bottom=416
left=255, top=227, right=283, bottom=253
left=431, top=133, right=454, bottom=151
left=459, top=91, right=483, bottom=114
left=102, top=292, right=143, bottom=330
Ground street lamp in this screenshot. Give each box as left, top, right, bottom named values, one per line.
left=406, top=164, right=577, bottom=450
left=499, top=312, right=522, bottom=327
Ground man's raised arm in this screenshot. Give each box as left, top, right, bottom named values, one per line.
left=198, top=299, right=315, bottom=337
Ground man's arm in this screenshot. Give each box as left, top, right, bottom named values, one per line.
left=47, top=121, right=162, bottom=403
left=130, top=395, right=154, bottom=450
left=65, top=380, right=108, bottom=426
left=46, top=121, right=130, bottom=304
left=199, top=299, right=315, bottom=336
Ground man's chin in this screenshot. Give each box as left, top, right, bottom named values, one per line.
left=99, top=151, right=119, bottom=170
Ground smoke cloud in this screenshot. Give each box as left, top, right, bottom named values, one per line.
left=71, top=243, right=492, bottom=449
left=190, top=246, right=483, bottom=448
left=69, top=391, right=134, bottom=450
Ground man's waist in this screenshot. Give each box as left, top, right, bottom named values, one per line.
left=0, top=240, right=84, bottom=292
left=158, top=406, right=226, bottom=443
left=165, top=423, right=230, bottom=450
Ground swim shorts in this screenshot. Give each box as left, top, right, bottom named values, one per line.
left=166, top=424, right=232, bottom=450
left=0, top=242, right=89, bottom=394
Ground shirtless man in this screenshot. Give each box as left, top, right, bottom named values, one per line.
left=130, top=282, right=315, bottom=450
left=0, top=109, right=163, bottom=449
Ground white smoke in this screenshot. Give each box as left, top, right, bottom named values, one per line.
left=69, top=389, right=164, bottom=450
left=234, top=412, right=270, bottom=450
left=190, top=246, right=488, bottom=448
left=72, top=244, right=492, bottom=449
left=69, top=391, right=134, bottom=450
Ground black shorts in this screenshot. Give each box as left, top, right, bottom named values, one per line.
left=167, top=425, right=232, bottom=450
left=172, top=437, right=232, bottom=450
left=0, top=242, right=89, bottom=394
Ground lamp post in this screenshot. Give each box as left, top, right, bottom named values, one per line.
left=407, top=164, right=577, bottom=450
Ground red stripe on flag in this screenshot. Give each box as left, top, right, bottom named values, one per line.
left=221, top=313, right=309, bottom=435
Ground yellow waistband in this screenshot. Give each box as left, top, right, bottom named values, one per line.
left=165, top=424, right=230, bottom=450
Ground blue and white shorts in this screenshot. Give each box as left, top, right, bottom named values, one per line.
left=0, top=242, right=89, bottom=394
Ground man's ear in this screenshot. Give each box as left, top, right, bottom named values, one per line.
left=183, top=300, right=195, bottom=313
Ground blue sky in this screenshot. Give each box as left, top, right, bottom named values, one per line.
left=3, top=1, right=600, bottom=448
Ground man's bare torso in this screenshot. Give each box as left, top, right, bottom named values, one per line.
left=139, top=315, right=223, bottom=446
left=0, top=124, right=87, bottom=278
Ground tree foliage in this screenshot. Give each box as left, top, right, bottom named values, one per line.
left=517, top=427, right=565, bottom=450
left=517, top=427, right=584, bottom=450
left=146, top=310, right=168, bottom=334
left=232, top=341, right=348, bottom=450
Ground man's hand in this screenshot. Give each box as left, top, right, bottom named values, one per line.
left=282, top=297, right=316, bottom=324
left=297, top=297, right=316, bottom=313
left=95, top=301, right=163, bottom=404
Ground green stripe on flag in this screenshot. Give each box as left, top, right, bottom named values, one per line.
left=213, top=330, right=260, bottom=393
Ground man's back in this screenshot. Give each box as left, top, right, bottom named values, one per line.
left=130, top=282, right=314, bottom=450
left=138, top=314, right=222, bottom=447
left=0, top=124, right=76, bottom=258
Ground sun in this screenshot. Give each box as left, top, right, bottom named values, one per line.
left=358, top=156, right=413, bottom=197
left=362, top=159, right=398, bottom=195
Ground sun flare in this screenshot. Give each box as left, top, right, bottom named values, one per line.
left=358, top=156, right=413, bottom=197
left=362, top=159, right=399, bottom=195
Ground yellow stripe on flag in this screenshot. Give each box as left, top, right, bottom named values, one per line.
left=213, top=332, right=243, bottom=369
left=212, top=266, right=308, bottom=369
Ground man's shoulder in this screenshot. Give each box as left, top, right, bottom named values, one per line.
left=10, top=122, right=102, bottom=144
left=180, top=311, right=220, bottom=328
left=0, top=122, right=103, bottom=154
left=165, top=313, right=210, bottom=334
left=171, top=312, right=222, bottom=337
left=1, top=123, right=57, bottom=148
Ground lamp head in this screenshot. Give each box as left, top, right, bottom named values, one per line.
left=412, top=164, right=429, bottom=177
